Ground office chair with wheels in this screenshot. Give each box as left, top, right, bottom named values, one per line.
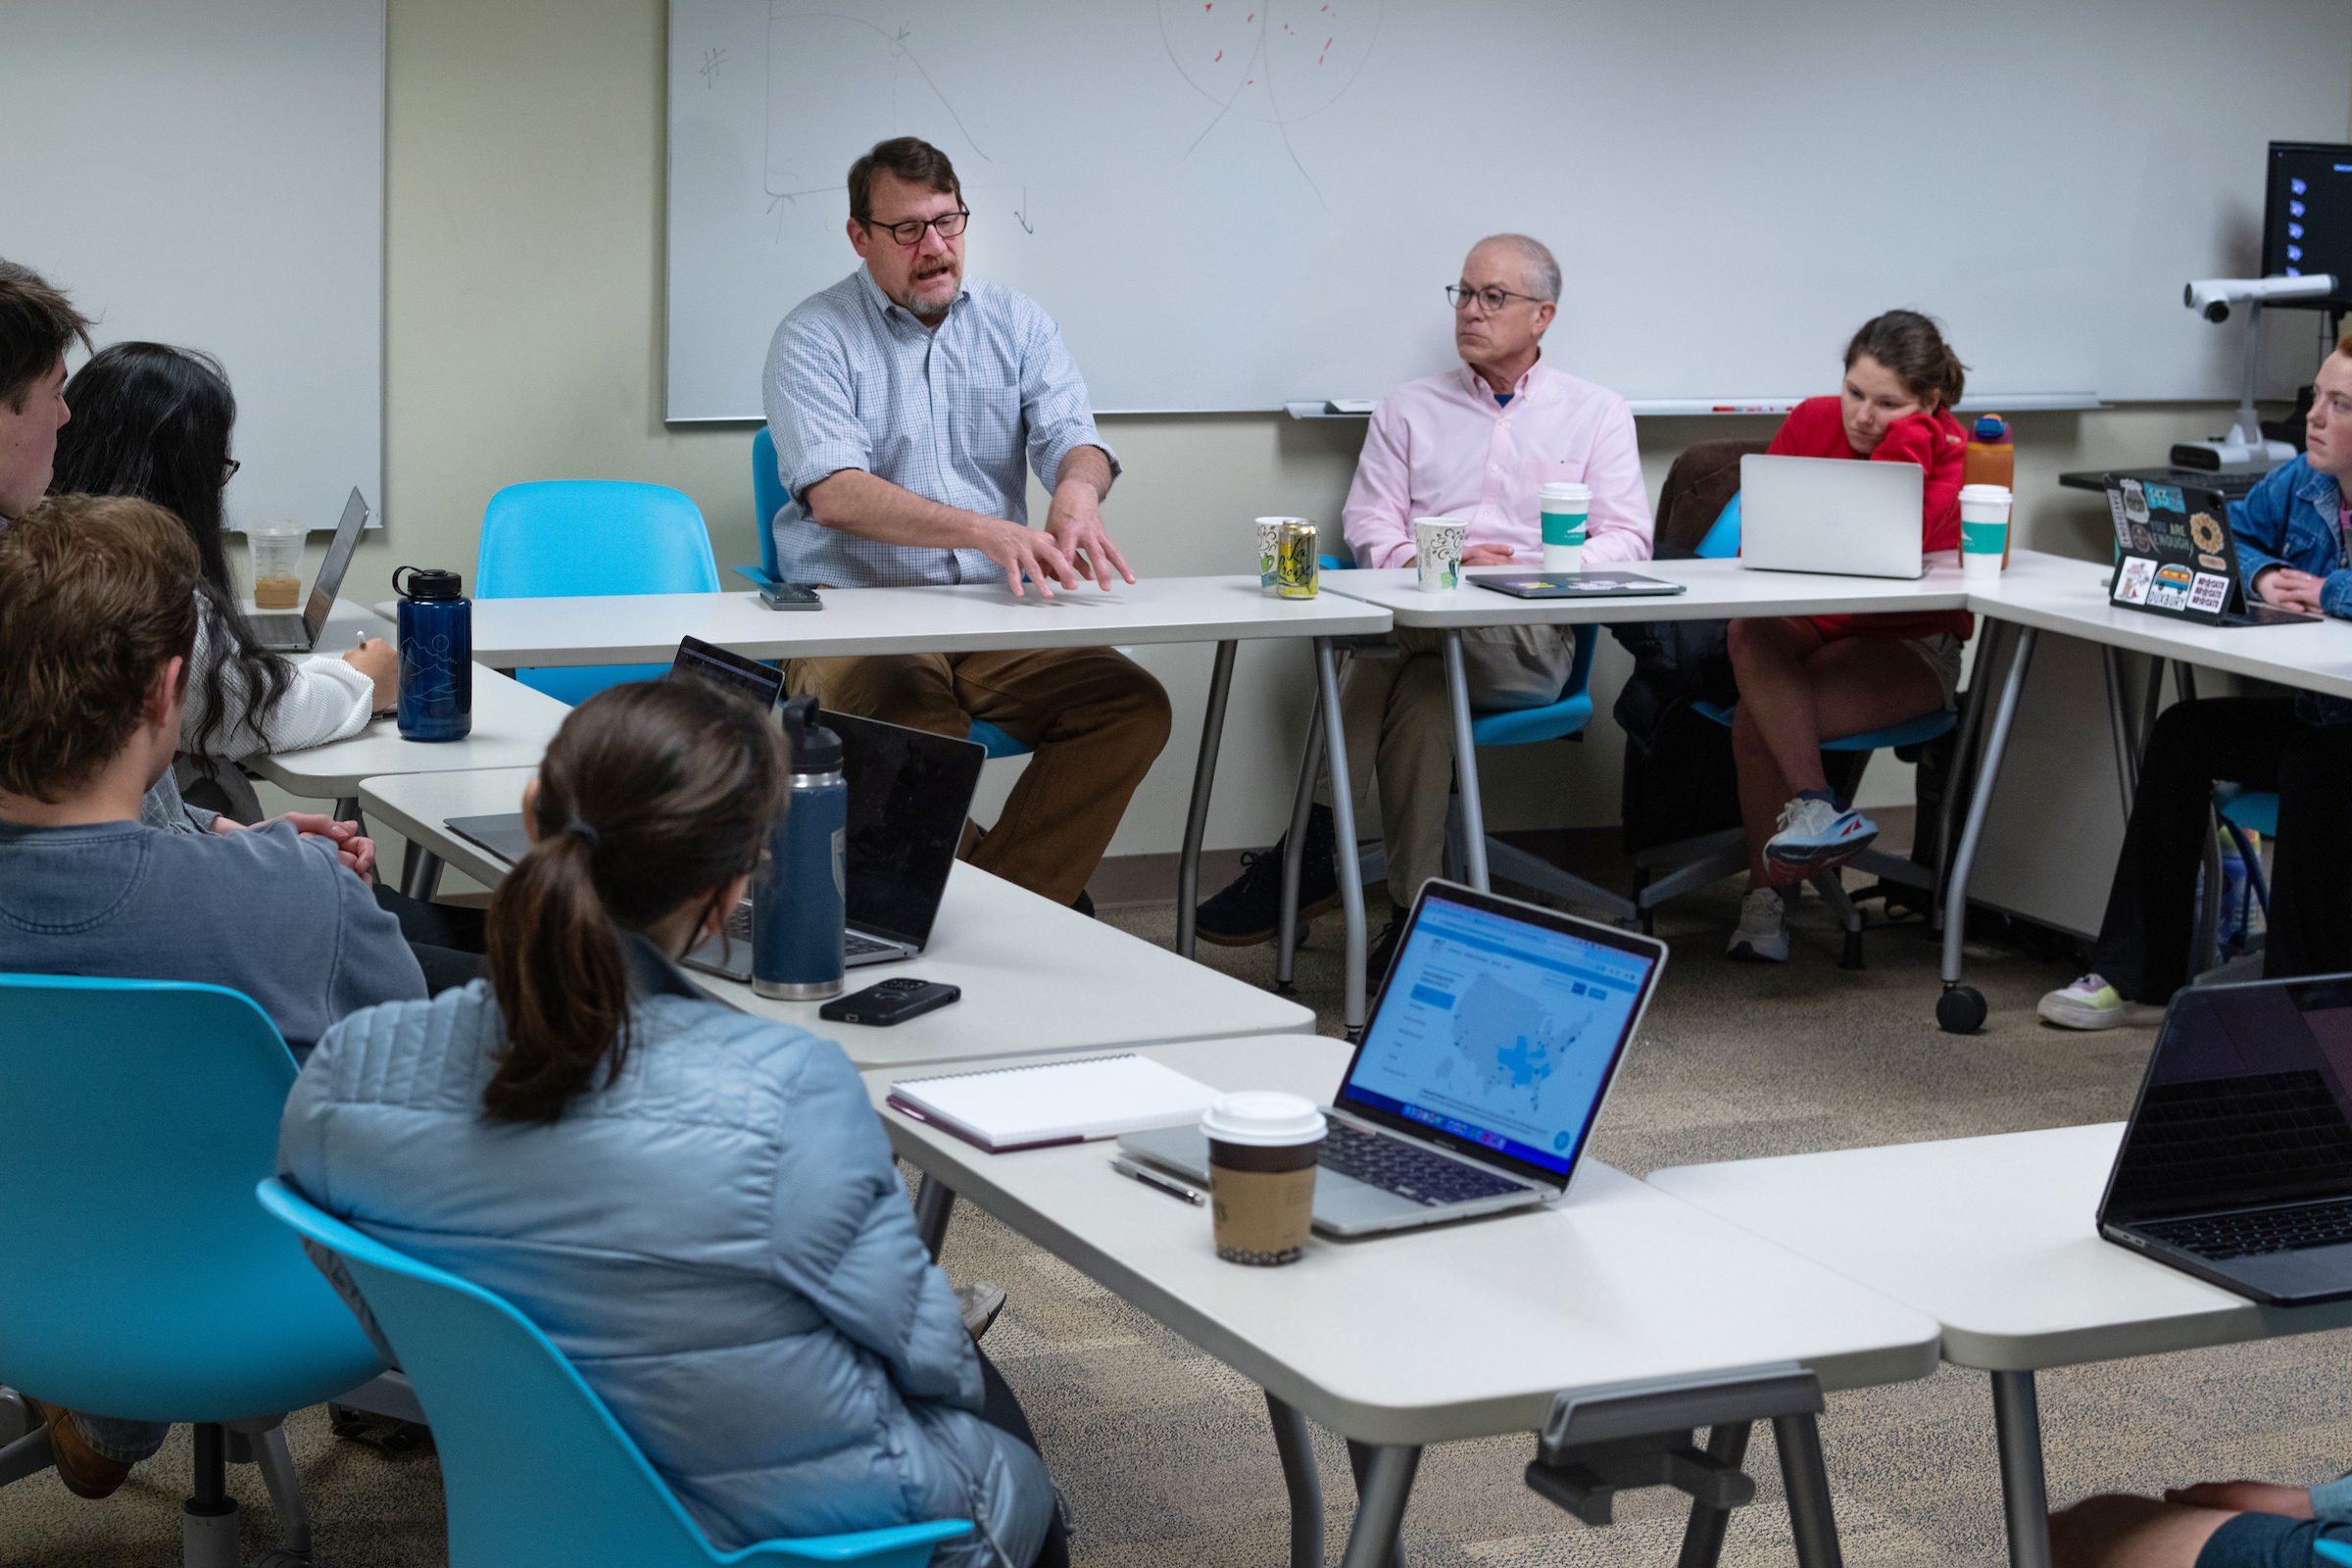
left=0, top=976, right=416, bottom=1568
left=257, top=1179, right=972, bottom=1568
left=746, top=430, right=1029, bottom=761
left=477, top=479, right=722, bottom=706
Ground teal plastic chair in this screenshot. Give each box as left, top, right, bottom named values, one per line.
left=477, top=480, right=722, bottom=706
left=749, top=430, right=1028, bottom=760
left=1630, top=497, right=1956, bottom=965
left=0, top=976, right=400, bottom=1566
left=256, top=1179, right=969, bottom=1568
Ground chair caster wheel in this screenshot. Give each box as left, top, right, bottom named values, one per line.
left=1936, top=985, right=1987, bottom=1034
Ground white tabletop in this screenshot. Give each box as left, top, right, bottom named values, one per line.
left=1964, top=548, right=2352, bottom=700
left=1648, top=1124, right=2352, bottom=1374
left=432, top=577, right=1392, bottom=668
left=1321, top=556, right=1974, bottom=628
left=247, top=667, right=572, bottom=796
left=870, top=1035, right=1941, bottom=1446
left=356, top=767, right=1315, bottom=1071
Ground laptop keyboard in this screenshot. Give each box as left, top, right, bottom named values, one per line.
left=2139, top=1199, right=2352, bottom=1260
left=720, top=902, right=895, bottom=957
left=1319, top=1119, right=1529, bottom=1206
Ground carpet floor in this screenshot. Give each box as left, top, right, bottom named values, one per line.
left=5, top=851, right=2342, bottom=1568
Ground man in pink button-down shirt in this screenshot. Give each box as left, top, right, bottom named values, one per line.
left=1195, top=234, right=1652, bottom=967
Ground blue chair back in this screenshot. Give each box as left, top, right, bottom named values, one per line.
left=752, top=427, right=788, bottom=584
left=477, top=480, right=722, bottom=706
left=256, top=1180, right=969, bottom=1568
left=1468, top=624, right=1599, bottom=748
left=0, top=978, right=382, bottom=1420
left=1695, top=495, right=1741, bottom=559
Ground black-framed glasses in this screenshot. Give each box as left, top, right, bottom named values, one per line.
left=863, top=208, right=970, bottom=246
left=221, top=459, right=241, bottom=482
left=1446, top=283, right=1542, bottom=313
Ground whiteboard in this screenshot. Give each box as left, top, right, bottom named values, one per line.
left=667, top=0, right=2352, bottom=418
left=1, top=1, right=384, bottom=530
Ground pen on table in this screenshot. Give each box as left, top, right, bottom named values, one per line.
left=1109, top=1155, right=1205, bottom=1205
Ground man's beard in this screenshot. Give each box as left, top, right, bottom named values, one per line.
left=888, top=262, right=960, bottom=315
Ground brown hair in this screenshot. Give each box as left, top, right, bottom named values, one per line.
left=482, top=679, right=790, bottom=1124
left=848, top=136, right=961, bottom=227
left=0, top=261, right=95, bottom=412
left=1843, top=310, right=1967, bottom=411
left=2336, top=327, right=2352, bottom=359
left=0, top=494, right=199, bottom=802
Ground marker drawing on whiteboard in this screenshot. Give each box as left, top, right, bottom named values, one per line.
left=761, top=8, right=991, bottom=216
left=700, top=47, right=731, bottom=87
left=1015, top=188, right=1034, bottom=234
left=1157, top=0, right=1382, bottom=207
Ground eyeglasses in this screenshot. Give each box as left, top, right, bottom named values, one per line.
left=1446, top=283, right=1543, bottom=314
left=862, top=208, right=970, bottom=246
left=221, top=459, right=241, bottom=482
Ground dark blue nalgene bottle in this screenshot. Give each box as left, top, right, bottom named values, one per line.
left=755, top=695, right=847, bottom=1000
left=392, top=566, right=472, bottom=742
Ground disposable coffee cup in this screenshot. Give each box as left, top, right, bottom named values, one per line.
left=1255, top=517, right=1301, bottom=593
left=246, top=518, right=307, bottom=610
left=1539, top=481, right=1591, bottom=573
left=1202, top=1091, right=1326, bottom=1266
left=1958, top=484, right=2011, bottom=583
left=1412, top=517, right=1468, bottom=594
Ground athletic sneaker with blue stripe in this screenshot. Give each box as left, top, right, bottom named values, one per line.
left=1764, top=795, right=1878, bottom=885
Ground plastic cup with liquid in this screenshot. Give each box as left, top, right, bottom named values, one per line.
left=246, top=518, right=307, bottom=610
left=1202, top=1091, right=1326, bottom=1266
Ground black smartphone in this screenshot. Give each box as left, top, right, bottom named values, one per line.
left=818, top=976, right=960, bottom=1027
left=758, top=582, right=823, bottom=611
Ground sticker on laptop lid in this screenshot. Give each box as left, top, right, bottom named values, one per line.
left=2147, top=562, right=2194, bottom=610
left=2121, top=478, right=2151, bottom=523
left=2105, top=490, right=2134, bottom=550
left=2189, top=511, right=2227, bottom=555
left=2144, top=483, right=2186, bottom=514
left=2189, top=572, right=2230, bottom=614
left=2114, top=557, right=2157, bottom=604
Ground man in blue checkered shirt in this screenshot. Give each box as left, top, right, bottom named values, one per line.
left=761, top=137, right=1170, bottom=912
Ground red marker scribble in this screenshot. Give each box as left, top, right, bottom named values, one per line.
left=1213, top=48, right=1221, bottom=59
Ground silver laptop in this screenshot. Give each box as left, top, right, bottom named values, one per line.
left=250, top=488, right=369, bottom=651
left=1121, top=880, right=1667, bottom=1237
left=1738, top=454, right=1925, bottom=579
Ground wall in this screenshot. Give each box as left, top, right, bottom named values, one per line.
left=312, top=0, right=2352, bottom=869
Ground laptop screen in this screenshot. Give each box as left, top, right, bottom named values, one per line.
left=300, top=488, right=370, bottom=637
left=668, top=635, right=784, bottom=710
left=828, top=710, right=985, bottom=949
left=2103, top=977, right=2352, bottom=1225
left=1337, top=884, right=1663, bottom=1186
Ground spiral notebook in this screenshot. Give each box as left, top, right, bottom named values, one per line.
left=886, top=1054, right=1220, bottom=1152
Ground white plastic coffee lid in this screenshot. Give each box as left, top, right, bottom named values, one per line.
left=1540, top=481, right=1592, bottom=504
left=1956, top=484, right=2013, bottom=502
left=1201, top=1091, right=1327, bottom=1146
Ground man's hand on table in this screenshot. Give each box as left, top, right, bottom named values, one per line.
left=1044, top=447, right=1136, bottom=593
left=975, top=516, right=1082, bottom=598
left=214, top=810, right=379, bottom=884
left=1401, top=545, right=1520, bottom=568
left=2255, top=565, right=2327, bottom=614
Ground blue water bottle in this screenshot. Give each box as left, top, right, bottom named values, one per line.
left=754, top=695, right=847, bottom=1001
left=392, top=566, right=472, bottom=742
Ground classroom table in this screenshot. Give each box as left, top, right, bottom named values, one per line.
left=422, top=576, right=1396, bottom=1029
left=355, top=766, right=1316, bottom=1071
left=868, top=1034, right=1943, bottom=1568
left=1648, top=1125, right=2352, bottom=1568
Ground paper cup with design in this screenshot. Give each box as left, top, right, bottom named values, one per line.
left=1412, top=516, right=1468, bottom=593
left=1539, top=481, right=1592, bottom=572
left=1203, top=1091, right=1325, bottom=1266
left=1958, top=484, right=2012, bottom=582
left=1254, top=517, right=1299, bottom=592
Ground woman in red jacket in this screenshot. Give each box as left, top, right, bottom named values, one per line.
left=1726, top=310, right=1974, bottom=962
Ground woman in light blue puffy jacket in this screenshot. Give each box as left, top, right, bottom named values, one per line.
left=278, top=678, right=1063, bottom=1568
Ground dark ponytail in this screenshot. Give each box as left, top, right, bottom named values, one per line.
left=1843, top=310, right=1967, bottom=412
left=481, top=680, right=789, bottom=1124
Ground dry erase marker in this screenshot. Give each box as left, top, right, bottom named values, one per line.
left=1110, top=1155, right=1205, bottom=1205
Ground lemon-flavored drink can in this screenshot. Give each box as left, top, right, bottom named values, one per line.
left=1277, top=520, right=1319, bottom=599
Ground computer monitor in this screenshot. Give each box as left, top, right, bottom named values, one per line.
left=2264, top=142, right=2352, bottom=315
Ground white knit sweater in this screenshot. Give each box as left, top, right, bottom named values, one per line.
left=179, top=598, right=374, bottom=761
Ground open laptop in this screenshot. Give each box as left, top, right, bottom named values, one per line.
left=1121, top=880, right=1667, bottom=1237
left=250, top=487, right=369, bottom=652
left=2102, top=474, right=2321, bottom=628
left=1737, top=454, right=1925, bottom=580
left=2097, top=974, right=2352, bottom=1304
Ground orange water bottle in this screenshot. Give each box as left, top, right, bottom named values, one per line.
left=1965, top=415, right=2015, bottom=564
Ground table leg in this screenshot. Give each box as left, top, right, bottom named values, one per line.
left=400, top=849, right=444, bottom=901
left=1675, top=1420, right=1753, bottom=1568
left=1317, top=638, right=1369, bottom=1034
left=2138, top=657, right=2169, bottom=765
left=2176, top=663, right=2200, bottom=704
left=1990, top=1370, right=2052, bottom=1568
left=1275, top=693, right=1326, bottom=993
left=2101, top=645, right=2136, bottom=818
left=912, top=1175, right=956, bottom=1263
left=1774, top=1411, right=1845, bottom=1568
left=332, top=796, right=361, bottom=826
left=1932, top=621, right=2003, bottom=933
left=1175, top=640, right=1239, bottom=961
left=1939, top=624, right=2038, bottom=1000
left=1342, top=1442, right=1420, bottom=1568
left=1441, top=629, right=1490, bottom=894
left=1265, top=1393, right=1324, bottom=1568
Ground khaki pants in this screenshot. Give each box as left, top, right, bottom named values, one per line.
left=784, top=648, right=1172, bottom=908
left=1315, top=624, right=1577, bottom=907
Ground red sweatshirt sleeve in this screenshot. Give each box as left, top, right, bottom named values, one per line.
left=1873, top=409, right=1967, bottom=554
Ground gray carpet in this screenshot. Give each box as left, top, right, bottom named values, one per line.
left=8, top=853, right=2347, bottom=1568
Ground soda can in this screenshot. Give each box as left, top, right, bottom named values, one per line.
left=1277, top=520, right=1319, bottom=599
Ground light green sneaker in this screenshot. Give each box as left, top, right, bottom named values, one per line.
left=2036, top=974, right=2166, bottom=1030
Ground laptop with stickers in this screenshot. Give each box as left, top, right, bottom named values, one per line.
left=2102, top=474, right=2320, bottom=627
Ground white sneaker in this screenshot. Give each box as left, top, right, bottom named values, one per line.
left=2037, top=974, right=2165, bottom=1030
left=1726, top=887, right=1789, bottom=962
left=1764, top=796, right=1879, bottom=886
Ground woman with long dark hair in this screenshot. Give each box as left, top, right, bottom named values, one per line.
left=279, top=679, right=1066, bottom=1568
left=48, top=342, right=395, bottom=772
